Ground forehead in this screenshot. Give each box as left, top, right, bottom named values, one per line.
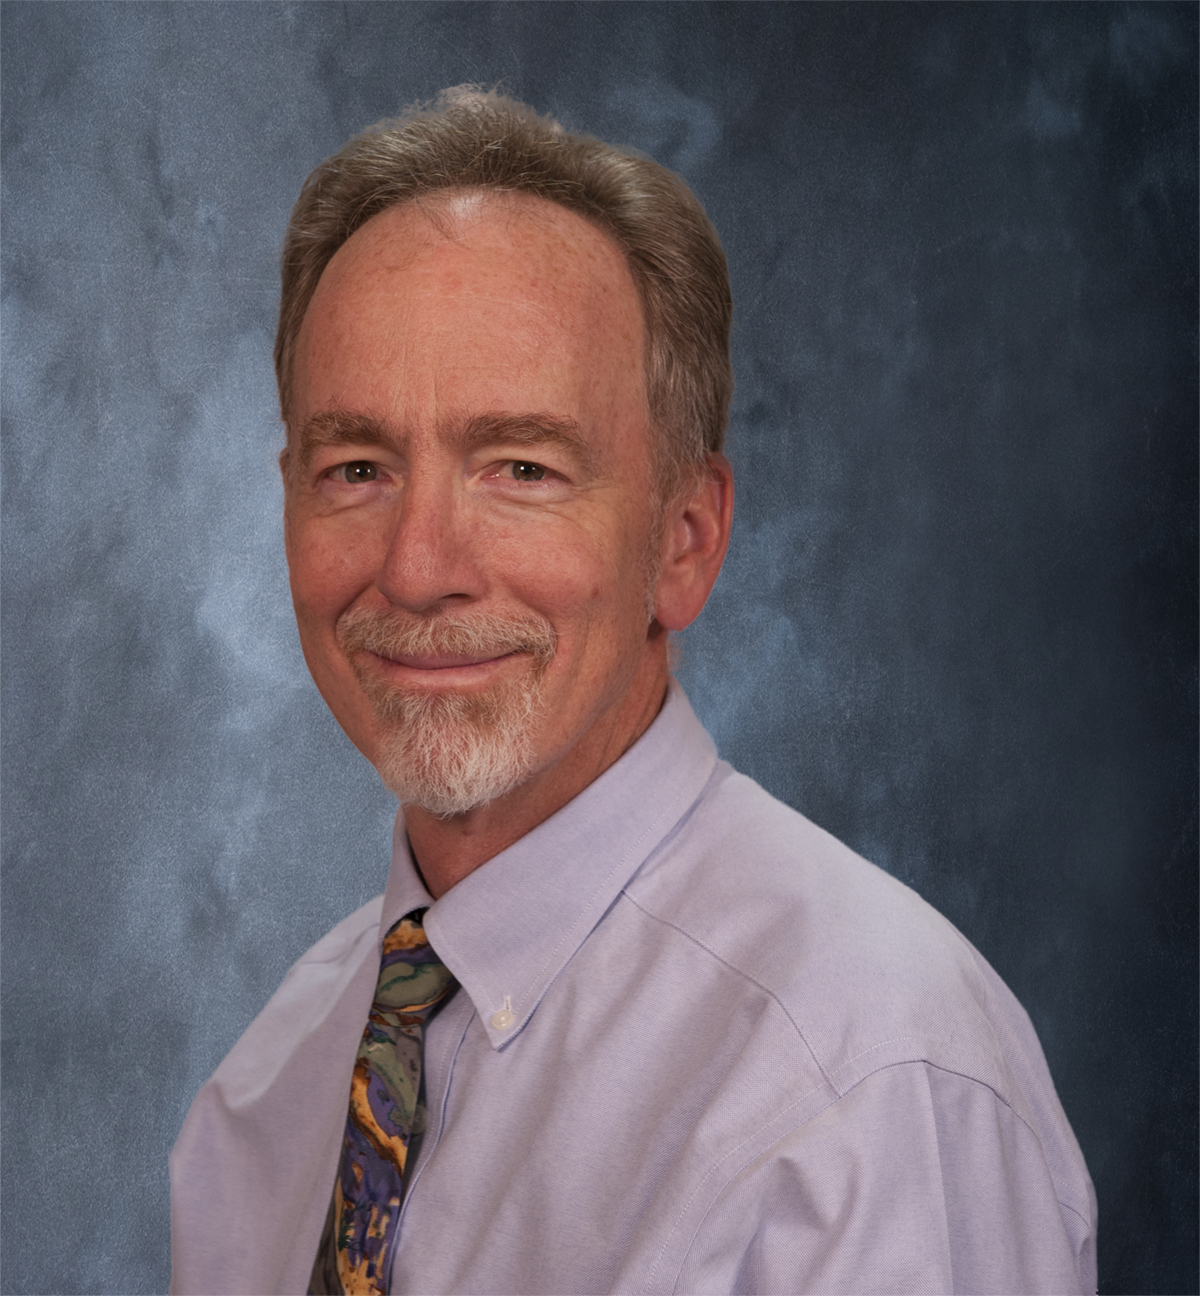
left=291, top=192, right=649, bottom=435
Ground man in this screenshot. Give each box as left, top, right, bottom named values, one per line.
left=171, top=89, right=1096, bottom=1295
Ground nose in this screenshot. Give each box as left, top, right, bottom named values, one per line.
left=374, top=471, right=485, bottom=612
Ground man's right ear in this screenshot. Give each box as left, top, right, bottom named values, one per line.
left=278, top=447, right=292, bottom=480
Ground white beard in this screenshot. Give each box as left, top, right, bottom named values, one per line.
left=369, top=681, right=543, bottom=818
left=336, top=606, right=557, bottom=818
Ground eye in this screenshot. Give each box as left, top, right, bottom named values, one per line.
left=340, top=461, right=378, bottom=483
left=511, top=461, right=546, bottom=481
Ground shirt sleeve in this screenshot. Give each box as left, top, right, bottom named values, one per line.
left=675, top=1060, right=1097, bottom=1296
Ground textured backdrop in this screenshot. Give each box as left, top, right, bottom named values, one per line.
left=2, top=4, right=1196, bottom=1293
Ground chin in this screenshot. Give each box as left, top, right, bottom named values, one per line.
left=370, top=686, right=542, bottom=818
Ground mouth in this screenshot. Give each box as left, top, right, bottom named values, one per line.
left=356, top=647, right=535, bottom=695
left=368, top=649, right=519, bottom=674
left=336, top=606, right=558, bottom=697
left=365, top=648, right=515, bottom=679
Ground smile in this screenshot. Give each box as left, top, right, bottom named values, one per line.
left=361, top=648, right=524, bottom=687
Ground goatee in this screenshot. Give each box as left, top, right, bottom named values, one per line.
left=337, top=605, right=557, bottom=817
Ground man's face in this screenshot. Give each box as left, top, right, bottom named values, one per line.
left=283, top=192, right=666, bottom=818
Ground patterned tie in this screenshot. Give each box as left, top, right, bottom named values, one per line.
left=309, top=909, right=458, bottom=1295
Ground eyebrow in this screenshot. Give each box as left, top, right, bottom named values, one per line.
left=292, top=409, right=600, bottom=478
left=292, top=410, right=391, bottom=475
left=453, top=412, right=600, bottom=477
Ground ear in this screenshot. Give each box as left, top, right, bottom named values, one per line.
left=653, top=453, right=734, bottom=632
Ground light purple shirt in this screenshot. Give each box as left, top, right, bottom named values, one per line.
left=171, top=681, right=1096, bottom=1294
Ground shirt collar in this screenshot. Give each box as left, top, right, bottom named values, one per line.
left=379, top=678, right=718, bottom=1049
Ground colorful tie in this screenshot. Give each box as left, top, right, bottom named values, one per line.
left=308, top=909, right=458, bottom=1296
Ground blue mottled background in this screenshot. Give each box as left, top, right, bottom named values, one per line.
left=2, top=4, right=1196, bottom=1293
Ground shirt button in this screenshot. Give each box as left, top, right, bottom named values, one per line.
left=491, top=995, right=515, bottom=1031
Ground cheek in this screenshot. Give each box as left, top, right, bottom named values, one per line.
left=501, top=523, right=648, bottom=650
left=285, top=519, right=378, bottom=625
left=505, top=551, right=602, bottom=623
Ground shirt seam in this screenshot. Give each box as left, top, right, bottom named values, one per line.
left=619, top=889, right=839, bottom=1097
left=913, top=1065, right=1097, bottom=1273
left=436, top=756, right=720, bottom=1038
left=511, top=756, right=722, bottom=1014
left=856, top=1058, right=1094, bottom=1229
left=915, top=1061, right=1093, bottom=1227
left=662, top=1059, right=1093, bottom=1294
left=513, top=805, right=691, bottom=1010
left=827, top=1032, right=951, bottom=1082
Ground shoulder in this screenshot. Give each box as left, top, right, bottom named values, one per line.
left=678, top=1058, right=1097, bottom=1296
left=626, top=763, right=1048, bottom=1116
left=624, top=764, right=1095, bottom=1248
left=205, top=894, right=385, bottom=1103
left=617, top=763, right=1095, bottom=1288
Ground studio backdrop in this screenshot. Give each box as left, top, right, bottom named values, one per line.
left=2, top=4, right=1196, bottom=1294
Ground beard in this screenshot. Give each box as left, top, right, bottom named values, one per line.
left=336, top=604, right=558, bottom=818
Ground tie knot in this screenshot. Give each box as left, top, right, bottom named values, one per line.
left=374, top=912, right=457, bottom=1013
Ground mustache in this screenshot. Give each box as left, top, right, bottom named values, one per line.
left=336, top=604, right=557, bottom=670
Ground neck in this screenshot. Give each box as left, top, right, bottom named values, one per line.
left=404, top=644, right=669, bottom=898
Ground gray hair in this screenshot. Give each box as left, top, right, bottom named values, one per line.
left=274, top=86, right=732, bottom=494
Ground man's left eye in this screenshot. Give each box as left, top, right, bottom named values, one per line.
left=341, top=461, right=378, bottom=482
left=511, top=461, right=546, bottom=481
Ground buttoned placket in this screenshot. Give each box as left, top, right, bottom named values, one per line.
left=388, top=984, right=475, bottom=1261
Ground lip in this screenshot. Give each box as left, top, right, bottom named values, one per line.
left=373, top=649, right=516, bottom=671
left=356, top=648, right=525, bottom=689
